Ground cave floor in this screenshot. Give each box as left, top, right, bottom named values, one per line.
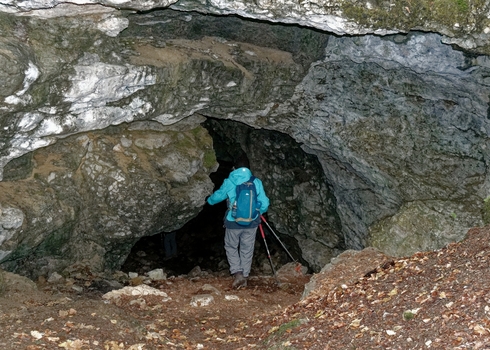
left=2, top=226, right=490, bottom=349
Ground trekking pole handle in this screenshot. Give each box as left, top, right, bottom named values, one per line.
left=260, top=215, right=267, bottom=222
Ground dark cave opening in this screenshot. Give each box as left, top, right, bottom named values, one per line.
left=117, top=8, right=340, bottom=278
left=121, top=160, right=231, bottom=277
left=121, top=153, right=295, bottom=278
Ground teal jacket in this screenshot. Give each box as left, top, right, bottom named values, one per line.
left=207, top=167, right=269, bottom=225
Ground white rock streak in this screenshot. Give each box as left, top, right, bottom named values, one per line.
left=0, top=56, right=156, bottom=180
left=0, top=0, right=178, bottom=13
left=33, top=117, right=64, bottom=137
left=174, top=0, right=351, bottom=35
left=4, top=61, right=39, bottom=105
left=96, top=15, right=129, bottom=37
left=62, top=55, right=156, bottom=129
left=64, top=59, right=155, bottom=110
left=0, top=206, right=25, bottom=260
left=17, top=112, right=44, bottom=132
left=18, top=62, right=39, bottom=96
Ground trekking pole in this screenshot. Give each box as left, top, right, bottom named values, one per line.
left=258, top=223, right=277, bottom=277
left=260, top=215, right=297, bottom=263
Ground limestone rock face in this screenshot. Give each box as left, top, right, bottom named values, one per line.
left=0, top=9, right=319, bottom=179
left=266, top=33, right=489, bottom=256
left=0, top=1, right=489, bottom=275
left=4, top=0, right=490, bottom=53
left=0, top=9, right=327, bottom=275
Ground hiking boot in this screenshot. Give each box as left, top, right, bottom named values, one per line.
left=232, top=272, right=247, bottom=289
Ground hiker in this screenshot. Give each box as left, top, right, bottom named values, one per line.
left=207, top=156, right=270, bottom=289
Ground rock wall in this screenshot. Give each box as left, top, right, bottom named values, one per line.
left=5, top=0, right=490, bottom=52
left=203, top=31, right=490, bottom=258
left=265, top=33, right=489, bottom=254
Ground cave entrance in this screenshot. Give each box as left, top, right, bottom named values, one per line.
left=121, top=158, right=291, bottom=277
left=121, top=123, right=294, bottom=277
left=122, top=117, right=339, bottom=277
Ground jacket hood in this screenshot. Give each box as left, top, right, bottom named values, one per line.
left=229, top=167, right=253, bottom=185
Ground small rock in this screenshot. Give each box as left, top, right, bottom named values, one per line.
left=130, top=276, right=145, bottom=286
left=3, top=271, right=38, bottom=292
left=47, top=272, right=63, bottom=283
left=129, top=298, right=146, bottom=308
left=120, top=136, right=132, bottom=148
left=30, top=330, right=43, bottom=340
left=188, top=266, right=202, bottom=278
left=199, top=284, right=221, bottom=295
left=276, top=262, right=308, bottom=283
left=89, top=279, right=124, bottom=293
left=113, top=144, right=124, bottom=152
left=102, top=284, right=171, bottom=302
left=217, top=260, right=228, bottom=270
left=224, top=295, right=240, bottom=301
left=147, top=268, right=166, bottom=281
left=71, top=285, right=83, bottom=293
left=128, top=272, right=138, bottom=279
left=190, top=294, right=214, bottom=307
left=112, top=270, right=129, bottom=282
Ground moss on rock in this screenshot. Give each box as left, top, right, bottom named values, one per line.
left=368, top=200, right=479, bottom=257
left=341, top=0, right=488, bottom=36
left=482, top=196, right=490, bottom=225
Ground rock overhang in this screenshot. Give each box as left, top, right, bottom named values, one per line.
left=5, top=0, right=490, bottom=53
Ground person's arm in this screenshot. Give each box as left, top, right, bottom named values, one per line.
left=254, top=179, right=270, bottom=214
left=207, top=179, right=232, bottom=205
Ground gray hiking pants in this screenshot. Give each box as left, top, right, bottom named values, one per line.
left=224, top=226, right=257, bottom=278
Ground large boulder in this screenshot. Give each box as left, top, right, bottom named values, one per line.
left=368, top=200, right=482, bottom=257
left=0, top=120, right=217, bottom=278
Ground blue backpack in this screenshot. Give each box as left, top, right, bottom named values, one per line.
left=232, top=176, right=260, bottom=225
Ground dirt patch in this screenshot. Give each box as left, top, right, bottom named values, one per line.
left=131, top=36, right=294, bottom=80
left=0, top=268, right=308, bottom=349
